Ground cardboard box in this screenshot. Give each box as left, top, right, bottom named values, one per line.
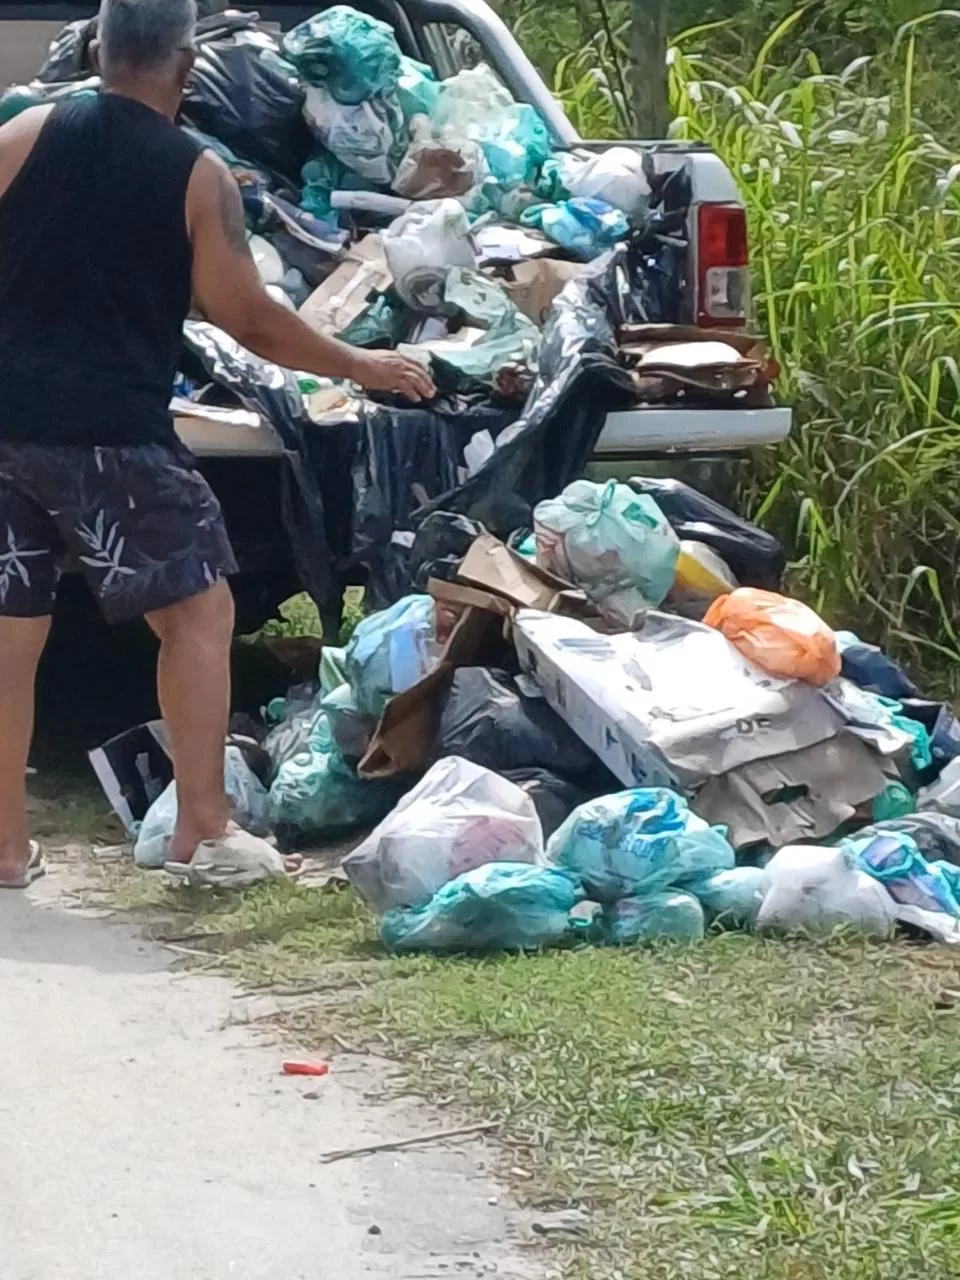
left=513, top=610, right=843, bottom=790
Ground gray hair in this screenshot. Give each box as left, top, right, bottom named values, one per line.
left=98, top=0, right=198, bottom=71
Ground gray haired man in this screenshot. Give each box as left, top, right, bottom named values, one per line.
left=0, top=0, right=434, bottom=886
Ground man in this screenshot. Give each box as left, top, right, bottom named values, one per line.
left=0, top=0, right=434, bottom=887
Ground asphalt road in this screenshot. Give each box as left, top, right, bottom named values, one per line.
left=0, top=871, right=537, bottom=1280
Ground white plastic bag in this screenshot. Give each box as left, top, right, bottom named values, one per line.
left=755, top=844, right=894, bottom=937
left=382, top=198, right=477, bottom=306
left=248, top=234, right=284, bottom=286
left=919, top=758, right=960, bottom=817
left=303, top=85, right=399, bottom=186
left=343, top=757, right=545, bottom=914
left=534, top=479, right=679, bottom=625
left=134, top=746, right=271, bottom=869
left=344, top=594, right=442, bottom=717
left=564, top=147, right=651, bottom=217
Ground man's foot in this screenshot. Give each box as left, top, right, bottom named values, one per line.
left=0, top=840, right=45, bottom=889
left=164, top=826, right=292, bottom=889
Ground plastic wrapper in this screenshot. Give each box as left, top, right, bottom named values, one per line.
left=854, top=812, right=960, bottom=869
left=303, top=86, right=402, bottom=187
left=282, top=6, right=402, bottom=103
left=547, top=788, right=735, bottom=904
left=269, top=715, right=404, bottom=848
left=669, top=540, right=738, bottom=617
left=500, top=769, right=591, bottom=842
left=846, top=829, right=960, bottom=919
left=343, top=757, right=545, bottom=914
left=344, top=595, right=442, bottom=717
left=704, top=589, right=841, bottom=686
left=628, top=477, right=785, bottom=590
left=181, top=24, right=313, bottom=185
left=134, top=747, right=271, bottom=869
left=563, top=147, right=652, bottom=217
left=438, top=668, right=596, bottom=777
left=599, top=892, right=705, bottom=945
left=755, top=844, right=895, bottom=937
left=380, top=862, right=580, bottom=954
left=687, top=867, right=768, bottom=929
left=535, top=479, right=679, bottom=625
left=521, top=199, right=629, bottom=260
left=382, top=200, right=477, bottom=308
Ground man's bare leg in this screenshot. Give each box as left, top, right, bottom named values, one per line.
left=147, top=580, right=235, bottom=864
left=0, top=615, right=50, bottom=880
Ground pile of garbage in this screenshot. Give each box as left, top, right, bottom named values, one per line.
left=93, top=471, right=960, bottom=952
left=4, top=7, right=779, bottom=630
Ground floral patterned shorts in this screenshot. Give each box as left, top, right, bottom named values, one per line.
left=0, top=443, right=237, bottom=623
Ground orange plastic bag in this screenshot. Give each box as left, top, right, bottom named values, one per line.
left=703, top=588, right=841, bottom=686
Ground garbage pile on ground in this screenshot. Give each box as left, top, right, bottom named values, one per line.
left=6, top=7, right=780, bottom=635
left=90, top=467, right=960, bottom=952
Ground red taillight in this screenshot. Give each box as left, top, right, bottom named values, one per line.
left=696, top=204, right=750, bottom=327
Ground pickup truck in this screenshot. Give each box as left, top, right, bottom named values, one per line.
left=0, top=0, right=792, bottom=635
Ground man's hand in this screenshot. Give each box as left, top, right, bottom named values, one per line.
left=349, top=350, right=436, bottom=403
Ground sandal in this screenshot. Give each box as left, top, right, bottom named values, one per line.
left=0, top=841, right=46, bottom=890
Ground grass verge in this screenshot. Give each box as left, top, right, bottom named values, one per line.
left=104, top=871, right=960, bottom=1280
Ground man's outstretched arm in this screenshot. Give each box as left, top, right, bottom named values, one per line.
left=187, top=152, right=435, bottom=402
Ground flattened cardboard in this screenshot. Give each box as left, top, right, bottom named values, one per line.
left=457, top=534, right=575, bottom=612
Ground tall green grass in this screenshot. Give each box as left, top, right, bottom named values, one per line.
left=670, top=12, right=960, bottom=688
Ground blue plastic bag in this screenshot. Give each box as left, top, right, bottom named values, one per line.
left=344, top=595, right=440, bottom=717
left=282, top=6, right=402, bottom=103
left=396, top=57, right=439, bottom=118
left=135, top=746, right=271, bottom=869
left=687, top=867, right=768, bottom=929
left=521, top=198, right=629, bottom=260
left=599, top=892, right=705, bottom=945
left=547, top=788, right=735, bottom=904
left=380, top=863, right=582, bottom=954
left=846, top=829, right=960, bottom=919
left=836, top=631, right=920, bottom=700
left=269, top=714, right=405, bottom=847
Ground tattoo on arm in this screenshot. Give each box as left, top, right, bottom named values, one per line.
left=217, top=173, right=249, bottom=254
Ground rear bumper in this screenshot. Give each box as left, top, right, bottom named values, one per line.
left=595, top=406, right=792, bottom=456
left=176, top=405, right=793, bottom=461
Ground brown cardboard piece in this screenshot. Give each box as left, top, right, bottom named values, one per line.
left=502, top=260, right=584, bottom=326
left=298, top=234, right=391, bottom=338
left=456, top=534, right=578, bottom=612
left=358, top=606, right=503, bottom=779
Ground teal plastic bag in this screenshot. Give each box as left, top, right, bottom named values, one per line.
left=269, top=714, right=405, bottom=846
left=534, top=479, right=679, bottom=625
left=396, top=56, right=439, bottom=118
left=599, top=892, right=705, bottom=945
left=846, top=829, right=960, bottom=919
left=344, top=595, right=440, bottom=717
left=873, top=781, right=915, bottom=822
left=547, top=788, right=734, bottom=904
left=687, top=867, right=768, bottom=929
left=282, top=5, right=402, bottom=103
left=380, top=863, right=582, bottom=953
left=0, top=84, right=44, bottom=124
left=521, top=198, right=629, bottom=260
left=320, top=684, right=377, bottom=762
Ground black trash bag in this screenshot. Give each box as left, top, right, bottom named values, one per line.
left=628, top=476, right=785, bottom=590
left=500, top=768, right=591, bottom=842
left=348, top=399, right=520, bottom=610
left=438, top=668, right=597, bottom=778
left=181, top=321, right=340, bottom=634
left=853, top=813, right=960, bottom=869
left=180, top=21, right=313, bottom=186
left=34, top=19, right=97, bottom=84
left=409, top=511, right=485, bottom=591
left=414, top=247, right=640, bottom=536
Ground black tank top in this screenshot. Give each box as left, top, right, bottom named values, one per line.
left=0, top=93, right=202, bottom=449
